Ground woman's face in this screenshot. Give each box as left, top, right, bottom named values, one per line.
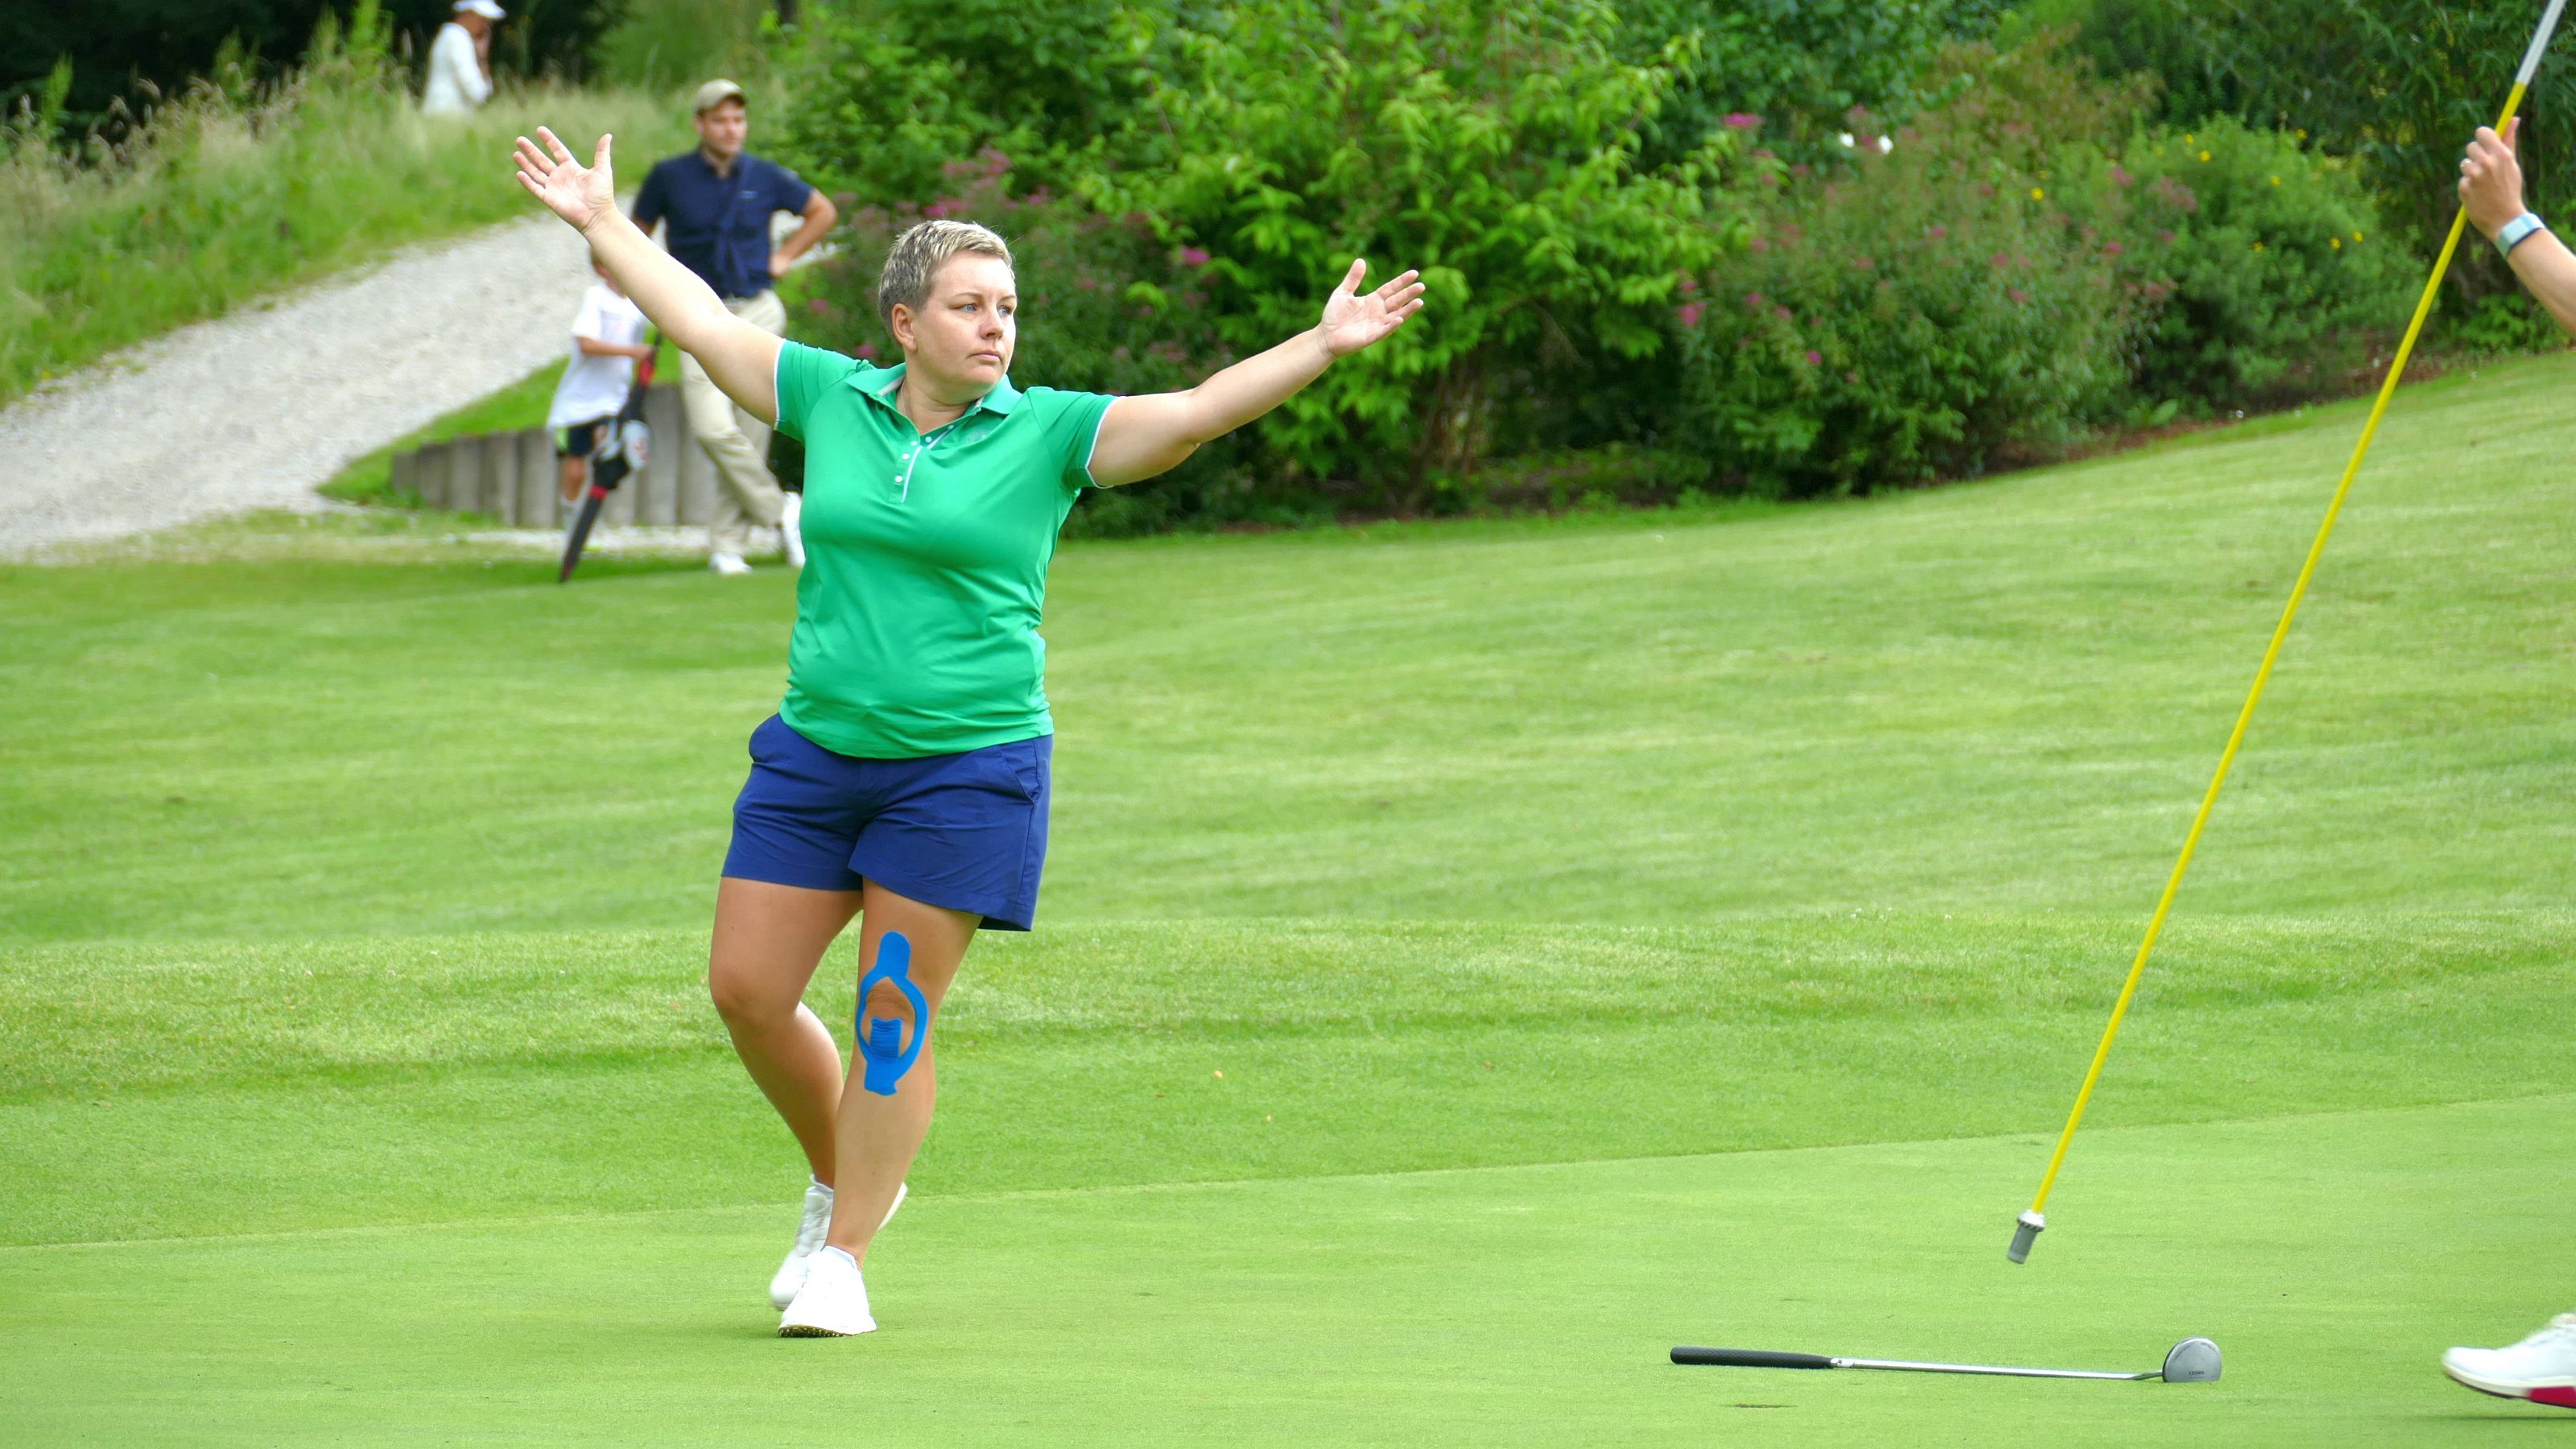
left=897, top=254, right=1017, bottom=397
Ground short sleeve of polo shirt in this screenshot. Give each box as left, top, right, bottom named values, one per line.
left=1024, top=387, right=1117, bottom=492
left=761, top=158, right=815, bottom=217
left=774, top=341, right=860, bottom=442
left=629, top=160, right=669, bottom=233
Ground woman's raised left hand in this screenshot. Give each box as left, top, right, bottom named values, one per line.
left=1315, top=259, right=1427, bottom=358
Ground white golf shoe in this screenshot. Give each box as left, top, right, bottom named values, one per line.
left=768, top=1179, right=906, bottom=1310
left=2442, top=1313, right=2576, bottom=1408
left=780, top=493, right=807, bottom=569
left=778, top=1246, right=875, bottom=1337
left=709, top=551, right=753, bottom=576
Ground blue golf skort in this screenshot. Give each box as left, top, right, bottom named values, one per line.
left=721, top=713, right=1051, bottom=931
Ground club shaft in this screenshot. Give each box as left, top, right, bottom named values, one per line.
left=2021, top=0, right=2567, bottom=1227
left=1839, top=1356, right=2155, bottom=1381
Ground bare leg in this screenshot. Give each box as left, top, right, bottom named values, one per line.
left=827, top=881, right=978, bottom=1263
left=708, top=877, right=862, bottom=1185
left=559, top=452, right=586, bottom=505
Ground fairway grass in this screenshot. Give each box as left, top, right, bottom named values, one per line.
left=4, top=352, right=2574, bottom=1442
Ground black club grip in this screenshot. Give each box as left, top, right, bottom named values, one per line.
left=1671, top=1347, right=1836, bottom=1369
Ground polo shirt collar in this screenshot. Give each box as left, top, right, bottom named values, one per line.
left=849, top=363, right=1022, bottom=419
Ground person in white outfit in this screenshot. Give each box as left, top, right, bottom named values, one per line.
left=545, top=258, right=653, bottom=514
left=2438, top=117, right=2576, bottom=1414
left=420, top=0, right=501, bottom=116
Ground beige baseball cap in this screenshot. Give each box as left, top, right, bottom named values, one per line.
left=691, top=78, right=747, bottom=114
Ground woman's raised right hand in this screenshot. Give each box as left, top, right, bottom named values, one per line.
left=514, top=126, right=617, bottom=234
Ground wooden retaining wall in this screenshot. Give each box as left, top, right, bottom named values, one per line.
left=387, top=383, right=719, bottom=526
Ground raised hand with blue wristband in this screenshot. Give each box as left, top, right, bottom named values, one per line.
left=2460, top=117, right=2576, bottom=336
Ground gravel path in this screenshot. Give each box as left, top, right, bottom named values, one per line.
left=0, top=213, right=601, bottom=559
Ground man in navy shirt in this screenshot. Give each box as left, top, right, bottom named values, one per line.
left=631, top=79, right=837, bottom=573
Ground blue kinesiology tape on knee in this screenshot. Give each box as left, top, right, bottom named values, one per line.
left=856, top=931, right=930, bottom=1097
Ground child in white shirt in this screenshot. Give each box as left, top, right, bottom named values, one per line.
left=546, top=261, right=653, bottom=508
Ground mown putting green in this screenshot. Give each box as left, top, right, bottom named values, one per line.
left=3, top=353, right=2572, bottom=1443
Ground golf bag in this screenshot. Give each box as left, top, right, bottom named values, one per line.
left=558, top=336, right=657, bottom=583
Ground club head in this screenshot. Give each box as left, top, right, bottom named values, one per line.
left=2160, top=1337, right=2222, bottom=1383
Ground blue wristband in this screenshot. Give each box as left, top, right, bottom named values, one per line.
left=2496, top=211, right=2548, bottom=259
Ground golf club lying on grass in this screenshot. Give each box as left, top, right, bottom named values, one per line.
left=1671, top=1336, right=2222, bottom=1384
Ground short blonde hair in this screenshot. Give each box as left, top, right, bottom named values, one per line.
left=877, top=220, right=1013, bottom=333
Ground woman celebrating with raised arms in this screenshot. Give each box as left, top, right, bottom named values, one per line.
left=512, top=126, right=1425, bottom=1337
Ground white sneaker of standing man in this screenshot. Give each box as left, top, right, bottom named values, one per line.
left=780, top=491, right=807, bottom=569
left=770, top=1178, right=906, bottom=1310
left=2442, top=1313, right=2576, bottom=1408
left=709, top=551, right=753, bottom=576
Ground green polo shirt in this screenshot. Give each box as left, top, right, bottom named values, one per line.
left=771, top=341, right=1115, bottom=758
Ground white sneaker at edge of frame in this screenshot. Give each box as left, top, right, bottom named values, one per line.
left=768, top=1180, right=906, bottom=1310
left=2442, top=1313, right=2576, bottom=1408
left=778, top=1246, right=875, bottom=1337
left=710, top=552, right=753, bottom=576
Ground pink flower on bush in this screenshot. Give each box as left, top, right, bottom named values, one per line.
left=1990, top=252, right=2010, bottom=268
left=1744, top=291, right=1765, bottom=308
left=806, top=298, right=832, bottom=315
left=1723, top=112, right=1761, bottom=130
left=1179, top=246, right=1212, bottom=267
left=1804, top=349, right=1822, bottom=365
left=1772, top=305, right=1792, bottom=321
left=2007, top=287, right=2031, bottom=303
left=1926, top=225, right=1947, bottom=240
left=2157, top=229, right=2177, bottom=245
left=2103, top=242, right=2125, bottom=257
left=2110, top=163, right=2134, bottom=188
left=1748, top=236, right=1771, bottom=253
left=1677, top=301, right=1706, bottom=328
left=1677, top=275, right=1699, bottom=295
left=856, top=343, right=877, bottom=359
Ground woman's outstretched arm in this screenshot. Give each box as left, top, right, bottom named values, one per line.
left=514, top=127, right=782, bottom=423
left=1088, top=258, right=1426, bottom=487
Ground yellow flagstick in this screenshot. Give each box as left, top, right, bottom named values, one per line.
left=2007, top=0, right=2571, bottom=1266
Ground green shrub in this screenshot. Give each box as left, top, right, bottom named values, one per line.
left=1612, top=0, right=2008, bottom=167
left=1081, top=0, right=1751, bottom=505
left=2116, top=117, right=2416, bottom=411
left=770, top=0, right=1143, bottom=207
left=1672, top=39, right=2149, bottom=496
left=2054, top=0, right=2576, bottom=305
left=785, top=0, right=1755, bottom=514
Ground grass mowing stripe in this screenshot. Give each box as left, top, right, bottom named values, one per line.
left=5, top=913, right=2568, bottom=1099
left=3, top=1096, right=2565, bottom=1446
left=6, top=917, right=2566, bottom=1246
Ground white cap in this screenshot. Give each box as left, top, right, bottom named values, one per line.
left=456, top=0, right=506, bottom=19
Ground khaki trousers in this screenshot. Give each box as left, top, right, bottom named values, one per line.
left=683, top=289, right=789, bottom=558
